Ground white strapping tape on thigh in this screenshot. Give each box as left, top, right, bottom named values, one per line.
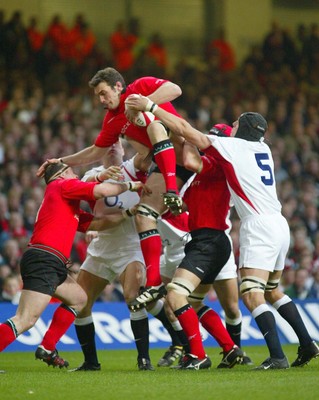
left=136, top=203, right=160, bottom=221
left=240, top=275, right=266, bottom=295
left=265, top=279, right=280, bottom=291
left=167, top=277, right=195, bottom=296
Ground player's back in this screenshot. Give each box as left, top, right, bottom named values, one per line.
left=207, top=136, right=282, bottom=220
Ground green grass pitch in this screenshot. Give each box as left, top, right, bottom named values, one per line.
left=1, top=344, right=319, bottom=400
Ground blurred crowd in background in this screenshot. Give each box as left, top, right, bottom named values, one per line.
left=0, top=10, right=319, bottom=303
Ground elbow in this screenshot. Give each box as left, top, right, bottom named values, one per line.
left=174, top=84, right=182, bottom=98
left=165, top=82, right=182, bottom=100
left=173, top=83, right=182, bottom=99
left=183, top=157, right=199, bottom=173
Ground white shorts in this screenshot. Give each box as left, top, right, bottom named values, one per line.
left=158, top=219, right=189, bottom=280
left=81, top=250, right=145, bottom=283
left=158, top=219, right=237, bottom=281
left=214, top=248, right=237, bottom=281
left=239, top=213, right=290, bottom=272
left=81, top=219, right=145, bottom=282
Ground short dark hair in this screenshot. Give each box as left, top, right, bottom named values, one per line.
left=44, top=162, right=69, bottom=184
left=88, top=67, right=126, bottom=90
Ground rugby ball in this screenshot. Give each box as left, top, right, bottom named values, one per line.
left=134, top=111, right=156, bottom=127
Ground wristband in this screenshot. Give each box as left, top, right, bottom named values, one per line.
left=59, top=158, right=64, bottom=163
left=95, top=173, right=103, bottom=183
left=125, top=181, right=133, bottom=191
left=145, top=99, right=158, bottom=113
left=150, top=102, right=158, bottom=113
left=122, top=208, right=134, bottom=219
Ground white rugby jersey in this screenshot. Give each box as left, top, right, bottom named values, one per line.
left=205, top=136, right=282, bottom=219
left=81, top=157, right=141, bottom=255
left=82, top=157, right=140, bottom=218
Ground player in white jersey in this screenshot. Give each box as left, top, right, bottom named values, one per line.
left=124, top=95, right=319, bottom=370
left=65, top=154, right=157, bottom=371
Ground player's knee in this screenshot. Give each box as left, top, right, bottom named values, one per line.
left=136, top=203, right=160, bottom=221
left=222, top=303, right=240, bottom=320
left=124, top=290, right=140, bottom=304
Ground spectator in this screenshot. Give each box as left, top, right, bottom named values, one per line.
left=0, top=273, right=22, bottom=304
left=0, top=194, right=10, bottom=248
left=284, top=268, right=312, bottom=300
left=26, top=16, right=44, bottom=54
left=1, top=238, right=22, bottom=274
left=45, top=14, right=68, bottom=60
left=206, top=28, right=236, bottom=72
left=309, top=267, right=319, bottom=299
left=109, top=20, right=134, bottom=72
left=146, top=32, right=168, bottom=73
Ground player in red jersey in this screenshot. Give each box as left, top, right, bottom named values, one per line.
left=128, top=117, right=243, bottom=369
left=156, top=128, right=253, bottom=368
left=0, top=161, right=147, bottom=367
left=37, top=67, right=191, bottom=303
left=126, top=94, right=319, bottom=370
left=165, top=131, right=243, bottom=370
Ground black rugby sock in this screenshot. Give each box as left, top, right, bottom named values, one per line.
left=254, top=311, right=285, bottom=359
left=276, top=301, right=312, bottom=347
left=75, top=322, right=99, bottom=365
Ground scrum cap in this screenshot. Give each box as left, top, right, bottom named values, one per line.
left=235, top=112, right=268, bottom=142
left=44, top=162, right=69, bottom=184
left=209, top=123, right=232, bottom=137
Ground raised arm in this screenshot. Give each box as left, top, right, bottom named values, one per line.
left=93, top=180, right=151, bottom=200
left=125, top=94, right=211, bottom=150
left=37, top=145, right=107, bottom=177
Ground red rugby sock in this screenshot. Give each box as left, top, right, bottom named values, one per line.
left=139, top=231, right=162, bottom=286
left=40, top=304, right=76, bottom=351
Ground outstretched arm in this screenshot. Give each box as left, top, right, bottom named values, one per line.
left=93, top=180, right=151, bottom=199
left=125, top=95, right=211, bottom=150
left=37, top=145, right=107, bottom=177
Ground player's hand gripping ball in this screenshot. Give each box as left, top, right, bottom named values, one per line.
left=125, top=94, right=156, bottom=127
left=133, top=111, right=156, bottom=127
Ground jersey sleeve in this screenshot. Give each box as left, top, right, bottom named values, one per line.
left=61, top=179, right=97, bottom=202
left=78, top=210, right=94, bottom=233
left=94, top=113, right=124, bottom=148
left=128, top=76, right=168, bottom=94
left=205, top=136, right=234, bottom=163
left=200, top=154, right=218, bottom=174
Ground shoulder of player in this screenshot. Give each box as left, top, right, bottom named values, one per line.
left=82, top=166, right=103, bottom=182
left=126, top=76, right=163, bottom=94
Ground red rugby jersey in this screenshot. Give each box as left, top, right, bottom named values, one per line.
left=95, top=76, right=180, bottom=149
left=29, top=179, right=96, bottom=259
left=183, top=154, right=230, bottom=232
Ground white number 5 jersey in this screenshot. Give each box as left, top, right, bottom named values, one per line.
left=206, top=136, right=282, bottom=219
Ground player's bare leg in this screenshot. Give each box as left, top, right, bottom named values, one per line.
left=129, top=172, right=186, bottom=311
